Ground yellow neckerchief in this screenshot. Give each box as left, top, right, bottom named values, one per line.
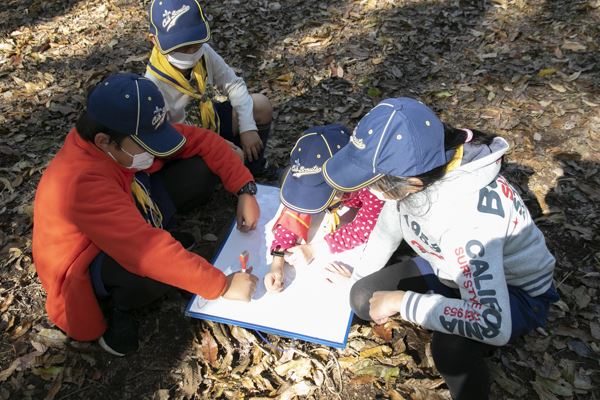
left=445, top=144, right=464, bottom=173
left=131, top=178, right=163, bottom=228
left=324, top=202, right=341, bottom=234
left=146, top=46, right=218, bottom=132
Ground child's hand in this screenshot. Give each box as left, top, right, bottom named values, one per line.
left=236, top=193, right=260, bottom=232
left=222, top=268, right=258, bottom=302
left=284, top=241, right=328, bottom=267
left=264, top=255, right=285, bottom=292
left=264, top=270, right=284, bottom=292
left=369, top=290, right=405, bottom=324
left=284, top=244, right=314, bottom=267
left=324, top=262, right=352, bottom=284
left=239, top=130, right=263, bottom=162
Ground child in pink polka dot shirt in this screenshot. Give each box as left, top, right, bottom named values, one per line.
left=265, top=124, right=384, bottom=292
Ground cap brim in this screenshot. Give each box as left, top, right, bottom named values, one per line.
left=322, top=150, right=383, bottom=192
left=131, top=123, right=186, bottom=157
left=157, top=24, right=210, bottom=54
left=280, top=169, right=336, bottom=214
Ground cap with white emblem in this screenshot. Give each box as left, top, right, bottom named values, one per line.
left=280, top=124, right=350, bottom=213
left=149, top=0, right=211, bottom=54
left=87, top=73, right=185, bottom=157
left=322, top=97, right=446, bottom=191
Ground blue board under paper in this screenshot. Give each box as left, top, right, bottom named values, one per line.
left=185, top=184, right=358, bottom=348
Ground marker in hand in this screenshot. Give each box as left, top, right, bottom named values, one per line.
left=239, top=250, right=249, bottom=273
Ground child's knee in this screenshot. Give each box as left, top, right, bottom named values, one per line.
left=431, top=331, right=489, bottom=371
left=432, top=332, right=461, bottom=360
left=349, top=282, right=374, bottom=321
left=251, top=94, right=272, bottom=125
left=116, top=279, right=173, bottom=310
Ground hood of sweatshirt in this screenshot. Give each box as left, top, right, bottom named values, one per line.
left=411, top=137, right=510, bottom=204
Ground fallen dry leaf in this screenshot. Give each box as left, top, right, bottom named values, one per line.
left=359, top=345, right=392, bottom=359
left=200, top=329, right=219, bottom=368
left=277, top=380, right=315, bottom=400
left=561, top=41, right=587, bottom=52
left=372, top=323, right=393, bottom=342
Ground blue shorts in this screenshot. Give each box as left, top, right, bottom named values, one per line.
left=413, top=256, right=559, bottom=343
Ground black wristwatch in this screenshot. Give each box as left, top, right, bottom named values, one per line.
left=237, top=181, right=257, bottom=196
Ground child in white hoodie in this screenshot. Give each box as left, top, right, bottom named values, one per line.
left=322, top=97, right=558, bottom=400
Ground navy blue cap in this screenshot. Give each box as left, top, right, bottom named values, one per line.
left=323, top=98, right=446, bottom=191
left=280, top=124, right=350, bottom=214
left=149, top=0, right=211, bottom=54
left=87, top=73, right=186, bottom=157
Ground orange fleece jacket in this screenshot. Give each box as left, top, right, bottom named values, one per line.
left=32, top=123, right=253, bottom=341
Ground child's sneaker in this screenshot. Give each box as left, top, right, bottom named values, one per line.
left=98, top=309, right=139, bottom=357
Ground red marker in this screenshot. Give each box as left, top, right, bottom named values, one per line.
left=239, top=250, right=249, bottom=273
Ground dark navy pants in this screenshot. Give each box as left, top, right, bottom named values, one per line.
left=213, top=100, right=269, bottom=175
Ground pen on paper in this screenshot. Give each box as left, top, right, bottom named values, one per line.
left=239, top=250, right=249, bottom=273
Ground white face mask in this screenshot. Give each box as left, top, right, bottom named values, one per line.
left=166, top=47, right=203, bottom=70
left=108, top=147, right=155, bottom=170
left=128, top=151, right=155, bottom=170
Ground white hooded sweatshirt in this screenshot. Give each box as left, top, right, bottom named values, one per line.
left=359, top=137, right=555, bottom=346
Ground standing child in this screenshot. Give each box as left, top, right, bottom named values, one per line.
left=322, top=97, right=559, bottom=400
left=145, top=0, right=275, bottom=177
left=264, top=124, right=384, bottom=292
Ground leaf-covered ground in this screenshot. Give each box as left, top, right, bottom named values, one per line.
left=1, top=0, right=599, bottom=399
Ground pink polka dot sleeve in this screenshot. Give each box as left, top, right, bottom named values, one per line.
left=324, top=188, right=384, bottom=253
left=270, top=224, right=300, bottom=253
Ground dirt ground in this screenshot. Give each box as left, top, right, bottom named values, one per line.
left=0, top=0, right=599, bottom=399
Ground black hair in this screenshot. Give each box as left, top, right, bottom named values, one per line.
left=370, top=124, right=498, bottom=200
left=75, top=111, right=129, bottom=145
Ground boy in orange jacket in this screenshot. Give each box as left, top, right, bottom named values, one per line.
left=33, top=73, right=259, bottom=356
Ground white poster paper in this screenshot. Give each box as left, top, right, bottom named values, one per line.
left=186, top=184, right=362, bottom=348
